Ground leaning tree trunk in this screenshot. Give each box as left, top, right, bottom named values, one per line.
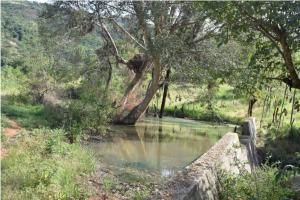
left=115, top=53, right=150, bottom=120
left=279, top=34, right=300, bottom=89
left=117, top=72, right=143, bottom=114
left=116, top=60, right=161, bottom=125
left=118, top=78, right=159, bottom=125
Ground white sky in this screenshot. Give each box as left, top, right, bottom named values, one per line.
left=29, top=0, right=49, bottom=3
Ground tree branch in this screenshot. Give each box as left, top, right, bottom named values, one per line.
left=235, top=3, right=284, bottom=57
left=132, top=2, right=153, bottom=49
left=110, top=18, right=147, bottom=50
left=95, top=22, right=128, bottom=64
left=192, top=26, right=220, bottom=44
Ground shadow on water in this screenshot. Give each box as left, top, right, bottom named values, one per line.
left=87, top=117, right=234, bottom=177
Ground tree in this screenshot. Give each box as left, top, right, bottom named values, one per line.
left=40, top=1, right=217, bottom=125
left=202, top=1, right=300, bottom=89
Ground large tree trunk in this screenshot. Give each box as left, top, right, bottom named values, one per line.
left=159, top=68, right=171, bottom=118
left=117, top=78, right=159, bottom=125
left=116, top=60, right=161, bottom=125
left=116, top=72, right=143, bottom=114
left=115, top=54, right=149, bottom=120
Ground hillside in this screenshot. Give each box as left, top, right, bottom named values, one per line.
left=1, top=1, right=44, bottom=67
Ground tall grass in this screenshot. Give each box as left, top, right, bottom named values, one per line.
left=1, top=128, right=95, bottom=200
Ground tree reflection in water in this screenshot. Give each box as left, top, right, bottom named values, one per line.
left=87, top=117, right=234, bottom=177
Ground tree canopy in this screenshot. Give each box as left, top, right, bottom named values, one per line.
left=202, top=1, right=300, bottom=89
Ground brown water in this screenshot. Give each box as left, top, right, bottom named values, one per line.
left=87, top=117, right=234, bottom=177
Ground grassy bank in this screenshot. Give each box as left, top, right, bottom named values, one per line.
left=1, top=128, right=95, bottom=200
left=1, top=69, right=96, bottom=199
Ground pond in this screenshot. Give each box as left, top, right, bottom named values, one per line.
left=87, top=117, right=234, bottom=178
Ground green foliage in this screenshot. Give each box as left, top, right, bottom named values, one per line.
left=63, top=78, right=114, bottom=138
left=1, top=115, right=10, bottom=129
left=219, top=164, right=298, bottom=200
left=1, top=66, right=59, bottom=129
left=1, top=1, right=42, bottom=67
left=202, top=1, right=300, bottom=89
left=1, top=2, right=300, bottom=199
left=156, top=84, right=244, bottom=124
left=1, top=96, right=49, bottom=128
left=264, top=126, right=300, bottom=168
left=1, top=65, right=113, bottom=137
left=1, top=128, right=95, bottom=200
left=1, top=66, right=28, bottom=95
left=164, top=106, right=242, bottom=125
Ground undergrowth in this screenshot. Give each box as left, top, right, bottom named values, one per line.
left=218, top=163, right=299, bottom=200
left=1, top=128, right=95, bottom=200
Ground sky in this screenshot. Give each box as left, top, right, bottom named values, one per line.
left=29, top=0, right=49, bottom=3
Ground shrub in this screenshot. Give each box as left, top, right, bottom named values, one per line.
left=218, top=164, right=298, bottom=200
left=1, top=66, right=28, bottom=96
left=264, top=126, right=300, bottom=168
left=1, top=128, right=95, bottom=200
left=63, top=79, right=114, bottom=139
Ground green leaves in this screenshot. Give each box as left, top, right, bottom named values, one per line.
left=202, top=1, right=300, bottom=89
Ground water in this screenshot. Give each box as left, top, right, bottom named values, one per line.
left=87, top=117, right=234, bottom=177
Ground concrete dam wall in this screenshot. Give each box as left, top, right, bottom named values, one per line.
left=152, top=118, right=257, bottom=200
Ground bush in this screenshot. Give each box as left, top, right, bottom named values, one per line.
left=218, top=164, right=298, bottom=200
left=1, top=128, right=95, bottom=200
left=263, top=126, right=300, bottom=168
left=1, top=66, right=28, bottom=96
left=63, top=79, right=114, bottom=139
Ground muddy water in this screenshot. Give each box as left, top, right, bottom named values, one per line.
left=87, top=117, right=234, bottom=177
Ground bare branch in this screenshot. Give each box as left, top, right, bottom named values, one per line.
left=192, top=27, right=219, bottom=44
left=95, top=22, right=128, bottom=64
left=96, top=22, right=118, bottom=55
left=110, top=18, right=147, bottom=50
left=132, top=2, right=152, bottom=48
